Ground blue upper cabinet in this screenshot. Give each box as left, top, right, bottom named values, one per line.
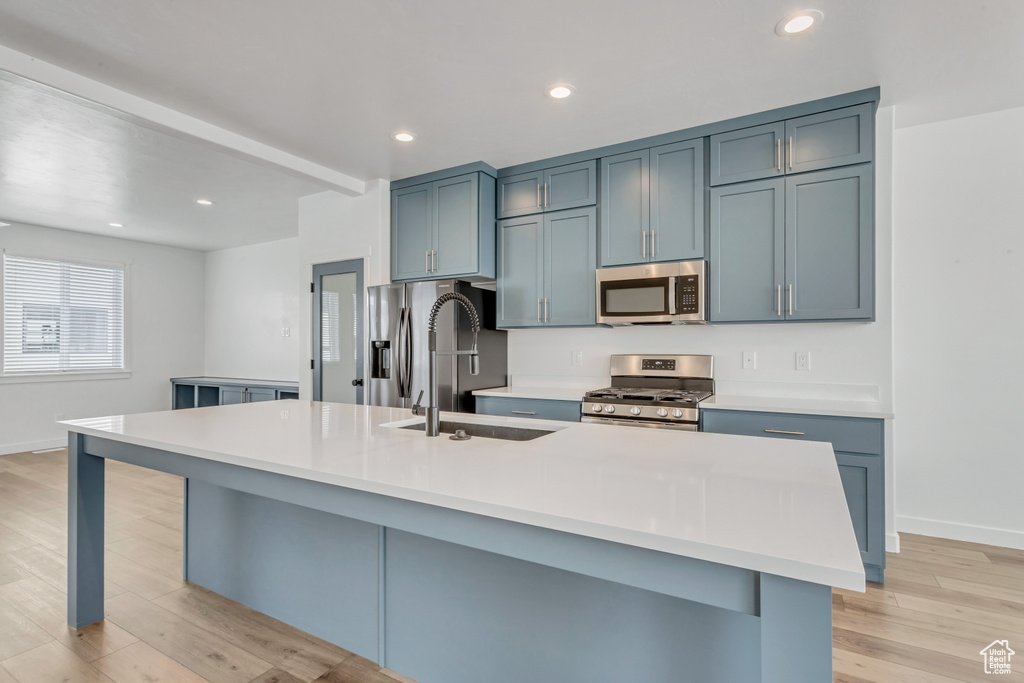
left=391, top=168, right=496, bottom=282
left=709, top=122, right=786, bottom=186
left=650, top=140, right=705, bottom=262
left=496, top=161, right=596, bottom=219
left=785, top=165, right=873, bottom=321
left=600, top=140, right=703, bottom=267
left=710, top=104, right=872, bottom=186
left=497, top=207, right=596, bottom=328
left=709, top=166, right=873, bottom=322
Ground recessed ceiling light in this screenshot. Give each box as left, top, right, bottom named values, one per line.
left=775, top=9, right=824, bottom=36
left=109, top=223, right=124, bottom=228
left=392, top=131, right=416, bottom=142
left=546, top=84, right=576, bottom=100
left=196, top=199, right=215, bottom=206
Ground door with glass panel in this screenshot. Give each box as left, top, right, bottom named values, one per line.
left=312, top=260, right=364, bottom=404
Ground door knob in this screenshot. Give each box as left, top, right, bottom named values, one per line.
left=351, top=379, right=364, bottom=386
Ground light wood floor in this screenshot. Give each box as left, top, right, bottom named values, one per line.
left=1, top=449, right=1022, bottom=683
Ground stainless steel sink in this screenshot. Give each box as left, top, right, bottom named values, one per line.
left=400, top=420, right=553, bottom=441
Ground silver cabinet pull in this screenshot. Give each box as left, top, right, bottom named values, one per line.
left=788, top=136, right=794, bottom=169
left=425, top=250, right=430, bottom=273
left=544, top=298, right=549, bottom=322
left=776, top=138, right=782, bottom=171
left=544, top=182, right=549, bottom=208
left=788, top=283, right=793, bottom=316
left=650, top=229, right=656, bottom=258
left=765, top=429, right=805, bottom=436
left=775, top=284, right=782, bottom=316
left=642, top=230, right=647, bottom=258
left=510, top=410, right=536, bottom=415
left=431, top=250, right=437, bottom=272
left=537, top=298, right=541, bottom=323
left=242, top=388, right=248, bottom=403
left=536, top=183, right=541, bottom=208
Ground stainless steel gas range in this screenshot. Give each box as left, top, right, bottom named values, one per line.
left=581, top=354, right=714, bottom=431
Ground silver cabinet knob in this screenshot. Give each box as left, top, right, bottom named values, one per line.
left=671, top=409, right=683, bottom=418
left=630, top=406, right=641, bottom=416
left=657, top=408, right=668, bottom=417
left=604, top=405, right=615, bottom=414
left=591, top=404, right=603, bottom=412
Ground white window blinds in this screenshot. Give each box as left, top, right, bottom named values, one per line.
left=3, top=254, right=125, bottom=374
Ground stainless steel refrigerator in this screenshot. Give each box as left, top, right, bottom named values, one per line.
left=367, top=280, right=508, bottom=412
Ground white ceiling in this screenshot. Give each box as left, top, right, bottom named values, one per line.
left=0, top=0, right=1021, bottom=249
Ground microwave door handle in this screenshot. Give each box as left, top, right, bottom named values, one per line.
left=668, top=276, right=677, bottom=315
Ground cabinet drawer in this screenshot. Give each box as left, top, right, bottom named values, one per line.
left=475, top=396, right=581, bottom=422
left=700, top=409, right=882, bottom=455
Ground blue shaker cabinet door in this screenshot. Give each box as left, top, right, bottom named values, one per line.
left=600, top=149, right=650, bottom=267
left=709, top=178, right=785, bottom=322
left=650, top=139, right=704, bottom=262
left=497, top=215, right=545, bottom=328
left=545, top=207, right=597, bottom=326
left=709, top=122, right=785, bottom=186
left=836, top=453, right=884, bottom=568
left=391, top=183, right=434, bottom=281
left=433, top=173, right=479, bottom=278
left=786, top=103, right=873, bottom=175
left=497, top=171, right=544, bottom=219
left=785, top=165, right=873, bottom=321
left=543, top=160, right=597, bottom=213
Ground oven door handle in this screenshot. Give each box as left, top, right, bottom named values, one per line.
left=581, top=415, right=698, bottom=432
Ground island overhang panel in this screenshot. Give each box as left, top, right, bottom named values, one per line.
left=65, top=401, right=863, bottom=683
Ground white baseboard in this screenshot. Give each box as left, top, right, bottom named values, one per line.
left=896, top=515, right=1024, bottom=551
left=886, top=532, right=900, bottom=553
left=0, top=438, right=65, bottom=456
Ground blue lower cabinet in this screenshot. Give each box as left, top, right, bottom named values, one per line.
left=172, top=378, right=298, bottom=409
left=475, top=396, right=581, bottom=422
left=701, top=409, right=884, bottom=581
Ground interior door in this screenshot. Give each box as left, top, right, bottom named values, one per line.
left=313, top=259, right=364, bottom=403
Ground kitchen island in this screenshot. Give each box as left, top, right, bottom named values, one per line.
left=65, top=400, right=863, bottom=683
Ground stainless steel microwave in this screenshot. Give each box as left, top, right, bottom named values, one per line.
left=596, top=260, right=707, bottom=325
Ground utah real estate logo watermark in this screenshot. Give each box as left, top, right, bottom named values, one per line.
left=980, top=640, right=1014, bottom=675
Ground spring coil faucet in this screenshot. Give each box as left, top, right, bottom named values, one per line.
left=412, top=292, right=480, bottom=436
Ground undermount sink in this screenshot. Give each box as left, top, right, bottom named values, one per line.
left=400, top=420, right=553, bottom=441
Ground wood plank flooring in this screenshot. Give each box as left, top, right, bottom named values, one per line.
left=1, top=448, right=1022, bottom=682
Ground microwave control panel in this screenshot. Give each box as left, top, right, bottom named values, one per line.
left=677, top=275, right=700, bottom=314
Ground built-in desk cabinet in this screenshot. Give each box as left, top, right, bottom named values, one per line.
left=709, top=164, right=873, bottom=322
left=497, top=206, right=597, bottom=328
left=701, top=409, right=885, bottom=582
left=709, top=103, right=873, bottom=186
left=600, top=139, right=705, bottom=266
left=172, top=377, right=299, bottom=410
left=497, top=160, right=596, bottom=219
left=391, top=169, right=496, bottom=282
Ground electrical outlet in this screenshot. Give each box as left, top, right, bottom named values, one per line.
left=796, top=351, right=811, bottom=371
left=571, top=350, right=583, bottom=367
left=742, top=351, right=757, bottom=370
left=281, top=327, right=291, bottom=337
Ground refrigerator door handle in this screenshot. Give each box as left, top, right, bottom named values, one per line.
left=396, top=307, right=407, bottom=398
left=403, top=306, right=414, bottom=399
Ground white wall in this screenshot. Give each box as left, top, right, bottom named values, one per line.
left=297, top=182, right=390, bottom=398
left=0, top=222, right=205, bottom=454
left=204, top=237, right=300, bottom=380
left=892, top=105, right=1024, bottom=549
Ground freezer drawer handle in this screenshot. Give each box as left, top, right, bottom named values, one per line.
left=510, top=410, right=536, bottom=415
left=764, top=429, right=805, bottom=436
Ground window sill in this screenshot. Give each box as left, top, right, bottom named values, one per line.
left=0, top=370, right=132, bottom=385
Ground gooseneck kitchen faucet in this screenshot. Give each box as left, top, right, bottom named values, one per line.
left=412, top=292, right=480, bottom=436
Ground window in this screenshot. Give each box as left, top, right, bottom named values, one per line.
left=2, top=254, right=125, bottom=374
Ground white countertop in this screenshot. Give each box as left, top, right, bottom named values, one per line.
left=475, top=385, right=892, bottom=419
left=63, top=400, right=865, bottom=591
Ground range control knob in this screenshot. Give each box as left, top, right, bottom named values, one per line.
left=591, top=404, right=603, bottom=413
left=630, top=406, right=642, bottom=416
left=671, top=409, right=684, bottom=419
left=656, top=408, right=669, bottom=417
left=604, top=405, right=615, bottom=414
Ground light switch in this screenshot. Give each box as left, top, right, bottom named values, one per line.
left=742, top=351, right=756, bottom=370
left=571, top=350, right=583, bottom=367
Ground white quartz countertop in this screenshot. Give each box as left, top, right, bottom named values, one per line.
left=63, top=400, right=865, bottom=591
left=475, top=386, right=892, bottom=419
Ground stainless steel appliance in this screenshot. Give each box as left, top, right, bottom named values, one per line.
left=367, top=280, right=507, bottom=412
left=581, top=354, right=714, bottom=431
left=595, top=260, right=707, bottom=325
